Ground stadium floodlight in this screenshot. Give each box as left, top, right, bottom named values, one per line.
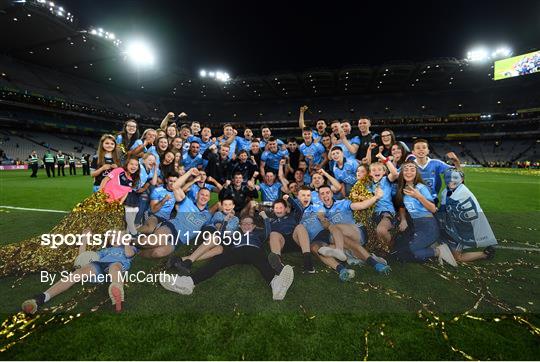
left=200, top=70, right=207, bottom=77
left=492, top=46, right=512, bottom=59
left=126, top=41, right=156, bottom=67
left=208, top=71, right=215, bottom=77
left=201, top=69, right=230, bottom=82
left=467, top=47, right=489, bottom=62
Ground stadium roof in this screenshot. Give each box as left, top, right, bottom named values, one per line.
left=0, top=0, right=537, bottom=103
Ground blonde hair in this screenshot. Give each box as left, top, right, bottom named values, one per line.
left=369, top=162, right=388, bottom=174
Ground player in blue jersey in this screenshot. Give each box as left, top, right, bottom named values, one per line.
left=189, top=127, right=215, bottom=155
left=317, top=185, right=392, bottom=275
left=367, top=152, right=399, bottom=251
left=330, top=146, right=359, bottom=194
left=251, top=169, right=287, bottom=204
left=235, top=128, right=254, bottom=152
left=260, top=137, right=289, bottom=175
left=333, top=121, right=360, bottom=160
left=216, top=123, right=238, bottom=159
left=410, top=139, right=461, bottom=204
left=135, top=168, right=212, bottom=259
left=137, top=171, right=178, bottom=235
left=395, top=161, right=457, bottom=266
left=299, top=127, right=328, bottom=171
left=259, top=125, right=285, bottom=150
left=298, top=105, right=327, bottom=142
left=182, top=141, right=204, bottom=171
left=182, top=169, right=223, bottom=203
left=167, top=196, right=239, bottom=275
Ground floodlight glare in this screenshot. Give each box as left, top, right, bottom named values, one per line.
left=200, top=70, right=207, bottom=77
left=466, top=47, right=489, bottom=62
left=492, top=46, right=512, bottom=59
left=126, top=41, right=156, bottom=67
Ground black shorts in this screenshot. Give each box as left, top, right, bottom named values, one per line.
left=282, top=233, right=301, bottom=253
left=311, top=229, right=331, bottom=244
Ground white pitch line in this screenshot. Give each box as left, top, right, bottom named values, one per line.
left=495, top=245, right=540, bottom=252
left=0, top=205, right=69, bottom=214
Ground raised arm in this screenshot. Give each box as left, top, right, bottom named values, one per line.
left=318, top=168, right=341, bottom=193
left=376, top=153, right=399, bottom=182
left=445, top=152, right=462, bottom=171
left=159, top=112, right=175, bottom=131
left=338, top=128, right=359, bottom=155
left=299, top=105, right=308, bottom=129
left=350, top=187, right=383, bottom=210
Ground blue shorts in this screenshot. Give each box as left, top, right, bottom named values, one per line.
left=311, top=229, right=331, bottom=244
left=92, top=185, right=100, bottom=193
left=90, top=261, right=127, bottom=278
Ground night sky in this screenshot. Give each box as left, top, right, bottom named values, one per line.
left=61, top=0, right=539, bottom=76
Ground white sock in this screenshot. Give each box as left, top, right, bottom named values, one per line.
left=124, top=206, right=139, bottom=235
left=43, top=292, right=51, bottom=303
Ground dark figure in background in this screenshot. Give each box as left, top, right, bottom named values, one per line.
left=56, top=151, right=66, bottom=176
left=81, top=154, right=91, bottom=175
left=43, top=149, right=55, bottom=178
left=28, top=150, right=39, bottom=178
left=68, top=153, right=77, bottom=175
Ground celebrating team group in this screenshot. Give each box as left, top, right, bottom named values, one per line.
left=21, top=106, right=498, bottom=314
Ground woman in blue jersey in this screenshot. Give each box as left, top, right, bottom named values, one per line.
left=395, top=161, right=457, bottom=266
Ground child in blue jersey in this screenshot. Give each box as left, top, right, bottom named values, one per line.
left=395, top=161, right=457, bottom=266
left=410, top=138, right=461, bottom=204
left=129, top=128, right=157, bottom=158
left=160, top=212, right=295, bottom=301
left=367, top=153, right=399, bottom=252
left=135, top=168, right=212, bottom=260
left=330, top=146, right=359, bottom=194
left=299, top=127, right=328, bottom=171
left=260, top=137, right=289, bottom=175
left=317, top=185, right=392, bottom=276
left=22, top=231, right=138, bottom=314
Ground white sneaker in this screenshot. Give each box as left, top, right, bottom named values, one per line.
left=173, top=276, right=195, bottom=295
left=271, top=265, right=294, bottom=300
left=437, top=244, right=457, bottom=267
left=318, top=246, right=347, bottom=262
left=159, top=273, right=179, bottom=293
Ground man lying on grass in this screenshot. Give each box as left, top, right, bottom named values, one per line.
left=160, top=212, right=295, bottom=300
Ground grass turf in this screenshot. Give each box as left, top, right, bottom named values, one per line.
left=0, top=168, right=539, bottom=360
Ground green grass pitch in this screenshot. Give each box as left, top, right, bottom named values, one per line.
left=0, top=168, right=539, bottom=360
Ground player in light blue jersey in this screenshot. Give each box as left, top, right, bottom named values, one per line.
left=367, top=152, right=399, bottom=252
left=260, top=138, right=289, bottom=175
left=235, top=128, right=254, bottom=152
left=330, top=146, right=359, bottom=194
left=298, top=105, right=327, bottom=142
left=410, top=138, right=461, bottom=204
left=182, top=169, right=223, bottom=203
left=259, top=125, right=284, bottom=150
left=333, top=121, right=360, bottom=160
left=317, top=185, right=392, bottom=275
left=253, top=170, right=286, bottom=203
left=395, top=161, right=457, bottom=267
left=299, top=127, right=328, bottom=170
left=188, top=127, right=215, bottom=155
left=182, top=141, right=204, bottom=171
left=135, top=168, right=212, bottom=260
left=167, top=196, right=240, bottom=275
left=216, top=123, right=238, bottom=159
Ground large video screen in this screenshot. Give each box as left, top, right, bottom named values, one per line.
left=494, top=50, right=540, bottom=80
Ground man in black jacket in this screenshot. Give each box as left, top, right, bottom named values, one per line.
left=219, top=172, right=259, bottom=216
left=203, top=143, right=233, bottom=184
